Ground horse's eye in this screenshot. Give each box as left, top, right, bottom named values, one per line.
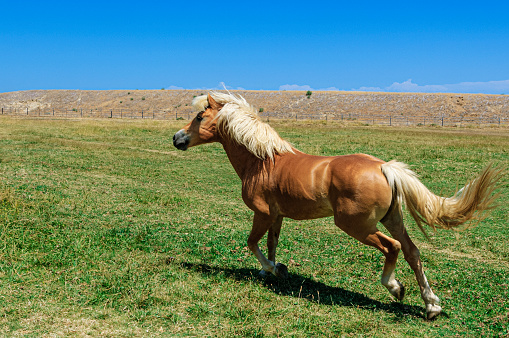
left=196, top=114, right=203, bottom=122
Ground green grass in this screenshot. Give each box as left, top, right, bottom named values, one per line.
left=0, top=117, right=508, bottom=336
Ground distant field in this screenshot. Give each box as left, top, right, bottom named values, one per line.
left=0, top=116, right=508, bottom=336
left=1, top=90, right=509, bottom=124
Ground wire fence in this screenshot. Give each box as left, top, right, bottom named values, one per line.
left=1, top=106, right=507, bottom=127
left=262, top=112, right=507, bottom=127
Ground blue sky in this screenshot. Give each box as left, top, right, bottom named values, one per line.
left=1, top=1, right=509, bottom=94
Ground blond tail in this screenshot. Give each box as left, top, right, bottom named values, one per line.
left=381, top=161, right=504, bottom=236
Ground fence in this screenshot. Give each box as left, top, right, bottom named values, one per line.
left=1, top=107, right=507, bottom=127
left=261, top=112, right=507, bottom=127
left=0, top=107, right=193, bottom=120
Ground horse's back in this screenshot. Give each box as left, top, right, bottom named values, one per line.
left=269, top=153, right=392, bottom=221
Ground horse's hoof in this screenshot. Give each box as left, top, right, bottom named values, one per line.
left=274, top=263, right=289, bottom=279
left=426, top=304, right=442, bottom=320
left=393, top=281, right=405, bottom=301
left=385, top=280, right=405, bottom=301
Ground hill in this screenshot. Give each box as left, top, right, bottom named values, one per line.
left=1, top=89, right=508, bottom=121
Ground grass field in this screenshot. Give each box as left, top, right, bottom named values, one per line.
left=0, top=116, right=508, bottom=337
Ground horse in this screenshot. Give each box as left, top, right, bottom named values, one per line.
left=172, top=92, right=503, bottom=320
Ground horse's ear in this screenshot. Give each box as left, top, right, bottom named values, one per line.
left=207, top=94, right=221, bottom=110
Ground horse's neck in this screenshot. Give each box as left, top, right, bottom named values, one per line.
left=220, top=138, right=265, bottom=179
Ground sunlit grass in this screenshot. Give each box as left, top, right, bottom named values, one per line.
left=0, top=117, right=508, bottom=336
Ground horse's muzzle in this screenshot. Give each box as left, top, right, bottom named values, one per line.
left=173, top=130, right=190, bottom=150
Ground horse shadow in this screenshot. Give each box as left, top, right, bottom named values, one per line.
left=177, top=260, right=437, bottom=320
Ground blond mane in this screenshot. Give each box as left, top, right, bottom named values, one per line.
left=192, top=92, right=294, bottom=161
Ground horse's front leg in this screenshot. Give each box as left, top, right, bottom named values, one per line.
left=267, top=216, right=283, bottom=263
left=247, top=213, right=288, bottom=279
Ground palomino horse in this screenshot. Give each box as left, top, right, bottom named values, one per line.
left=173, top=92, right=503, bottom=320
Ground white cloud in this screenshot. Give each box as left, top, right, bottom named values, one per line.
left=385, top=79, right=447, bottom=93
left=353, top=86, right=383, bottom=92
left=166, top=85, right=184, bottom=90
left=348, top=79, right=509, bottom=94
left=442, top=80, right=509, bottom=94
left=195, top=83, right=245, bottom=91
left=278, top=84, right=343, bottom=91
left=219, top=82, right=245, bottom=91
left=171, top=80, right=509, bottom=95
left=279, top=84, right=313, bottom=91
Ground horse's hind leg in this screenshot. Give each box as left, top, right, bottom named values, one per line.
left=382, top=209, right=441, bottom=320
left=360, top=232, right=404, bottom=300
left=248, top=213, right=288, bottom=279
left=335, top=217, right=405, bottom=301
left=374, top=232, right=405, bottom=301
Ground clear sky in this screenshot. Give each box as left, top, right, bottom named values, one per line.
left=2, top=1, right=509, bottom=94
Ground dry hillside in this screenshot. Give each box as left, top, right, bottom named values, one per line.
left=1, top=89, right=508, bottom=121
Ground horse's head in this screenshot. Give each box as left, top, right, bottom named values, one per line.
left=173, top=94, right=223, bottom=151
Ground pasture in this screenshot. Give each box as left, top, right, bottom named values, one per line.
left=0, top=116, right=508, bottom=336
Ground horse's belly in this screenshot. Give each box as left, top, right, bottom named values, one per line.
left=277, top=197, right=334, bottom=220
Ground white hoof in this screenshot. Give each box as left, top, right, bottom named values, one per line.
left=386, top=280, right=405, bottom=301
left=426, top=304, right=442, bottom=320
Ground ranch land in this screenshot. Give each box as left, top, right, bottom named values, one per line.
left=1, top=90, right=509, bottom=127
left=0, top=97, right=508, bottom=336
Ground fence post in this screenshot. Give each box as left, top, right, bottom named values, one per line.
left=26, top=107, right=29, bottom=115
left=389, top=116, right=392, bottom=126
left=441, top=116, right=444, bottom=126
